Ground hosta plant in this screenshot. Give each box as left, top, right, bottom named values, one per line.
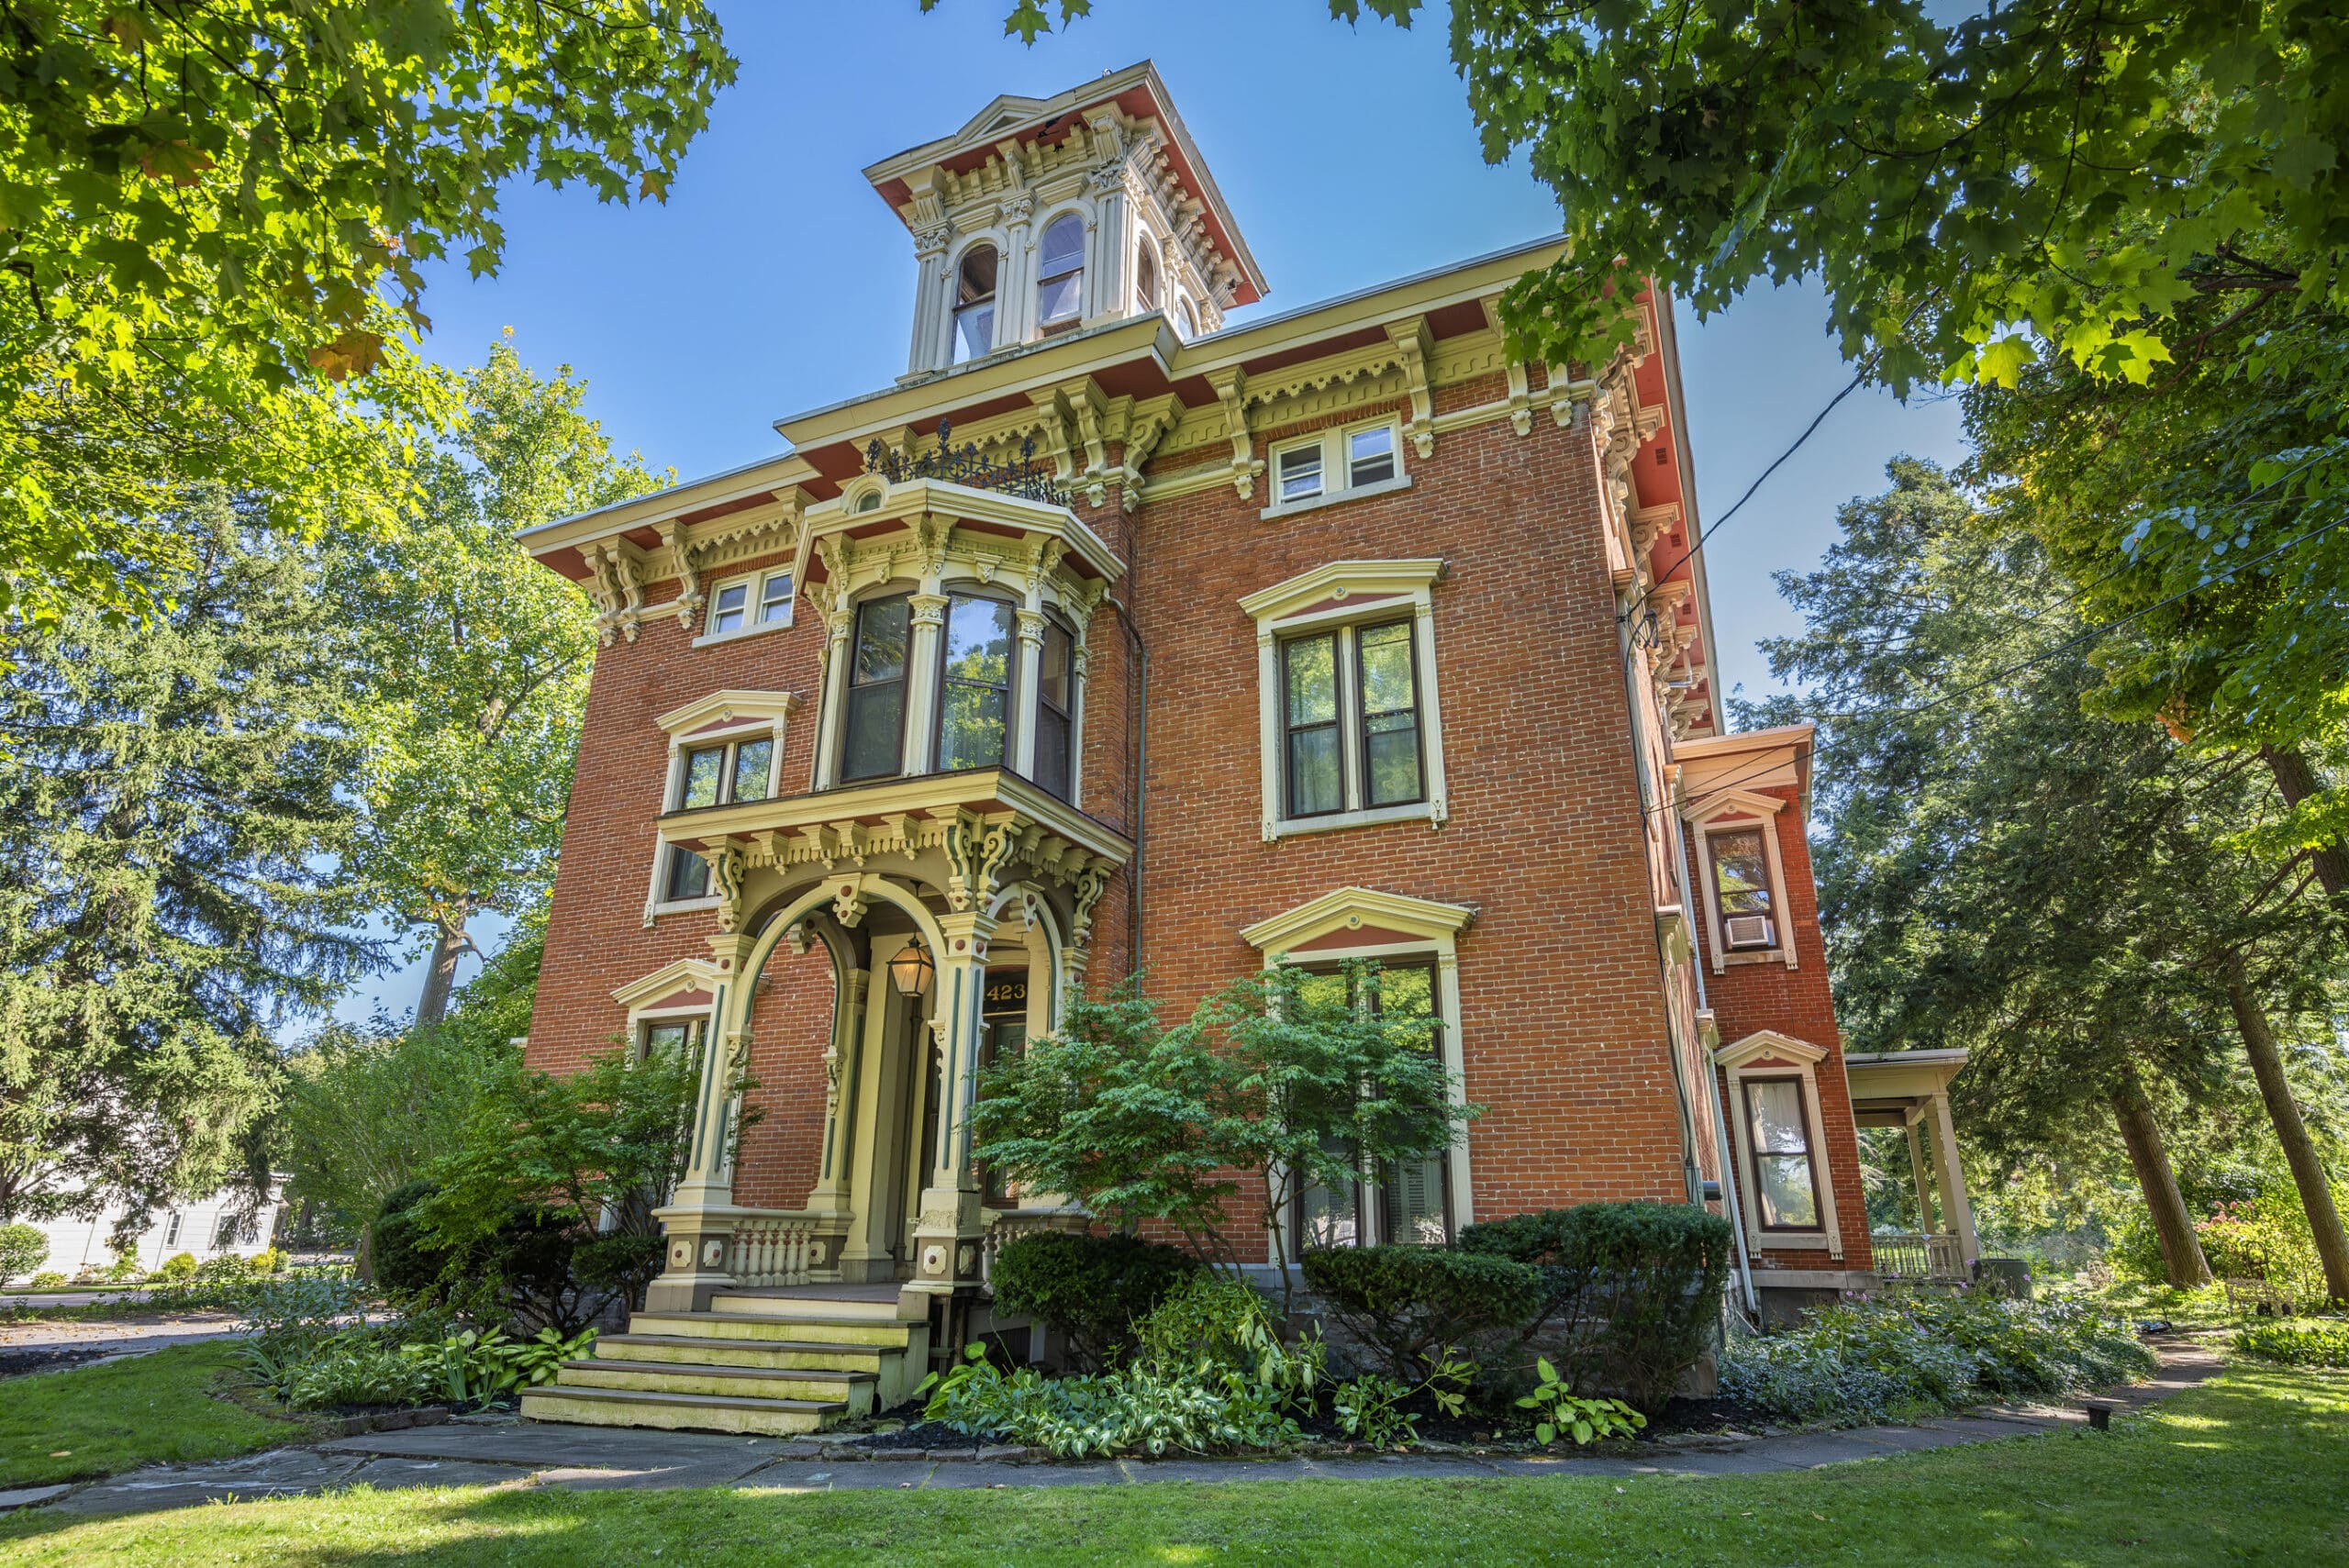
left=1516, top=1357, right=1646, bottom=1446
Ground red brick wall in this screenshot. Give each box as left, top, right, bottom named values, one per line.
left=1688, top=791, right=1874, bottom=1270
left=1130, top=399, right=1697, bottom=1237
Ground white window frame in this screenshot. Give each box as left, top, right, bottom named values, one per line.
left=1239, top=560, right=1449, bottom=842
left=643, top=691, right=800, bottom=924
left=695, top=566, right=795, bottom=647
left=1683, top=791, right=1799, bottom=973
left=1241, top=886, right=1479, bottom=1262
left=1714, top=1030, right=1842, bottom=1258
left=1259, top=416, right=1413, bottom=521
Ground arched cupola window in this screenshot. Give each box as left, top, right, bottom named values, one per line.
left=1135, top=239, right=1159, bottom=312
left=1036, top=215, right=1085, bottom=335
left=954, top=245, right=998, bottom=362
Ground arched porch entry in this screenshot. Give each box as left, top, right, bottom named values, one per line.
left=645, top=823, right=1104, bottom=1315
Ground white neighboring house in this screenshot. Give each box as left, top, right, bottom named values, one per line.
left=27, top=1180, right=285, bottom=1277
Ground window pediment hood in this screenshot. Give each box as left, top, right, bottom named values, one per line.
left=1241, top=885, right=1475, bottom=957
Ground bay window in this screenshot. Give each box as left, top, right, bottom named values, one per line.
left=841, top=595, right=912, bottom=782
left=1033, top=617, right=1075, bottom=797
left=936, top=593, right=1015, bottom=771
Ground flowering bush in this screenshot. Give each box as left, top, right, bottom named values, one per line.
left=1720, top=1289, right=2154, bottom=1427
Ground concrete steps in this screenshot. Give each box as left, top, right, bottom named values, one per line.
left=520, top=1290, right=931, bottom=1436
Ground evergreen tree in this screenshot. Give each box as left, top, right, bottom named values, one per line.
left=0, top=489, right=374, bottom=1224
left=1751, top=461, right=2343, bottom=1290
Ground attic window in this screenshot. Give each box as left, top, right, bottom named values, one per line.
left=1037, top=215, right=1085, bottom=333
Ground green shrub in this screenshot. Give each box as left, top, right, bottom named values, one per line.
left=1517, top=1357, right=1647, bottom=1446
left=368, top=1180, right=447, bottom=1296
left=0, top=1222, right=48, bottom=1286
left=288, top=1340, right=436, bottom=1409
left=28, top=1271, right=67, bottom=1288
left=250, top=1247, right=287, bottom=1274
left=104, top=1251, right=144, bottom=1283
left=2232, top=1318, right=2349, bottom=1368
left=921, top=1343, right=1301, bottom=1458
left=1135, top=1273, right=1324, bottom=1406
left=1300, top=1245, right=1543, bottom=1385
left=150, top=1251, right=200, bottom=1282
left=195, top=1253, right=255, bottom=1285
left=989, top=1231, right=1202, bottom=1371
left=1720, top=1289, right=2154, bottom=1427
left=1458, top=1201, right=1732, bottom=1410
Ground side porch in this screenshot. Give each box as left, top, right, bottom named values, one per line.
left=1843, top=1049, right=1984, bottom=1288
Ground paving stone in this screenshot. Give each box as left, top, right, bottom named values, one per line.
left=975, top=1444, right=1028, bottom=1462
left=0, top=1484, right=73, bottom=1511
left=920, top=1461, right=1116, bottom=1488
left=345, top=1458, right=534, bottom=1491
left=1301, top=1455, right=1505, bottom=1482
left=737, top=1462, right=935, bottom=1492
left=50, top=1451, right=367, bottom=1515
left=1119, top=1457, right=1308, bottom=1485
left=324, top=1423, right=782, bottom=1487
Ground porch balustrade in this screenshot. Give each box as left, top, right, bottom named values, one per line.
left=729, top=1210, right=843, bottom=1288
left=1871, top=1231, right=1968, bottom=1284
left=978, top=1206, right=1091, bottom=1287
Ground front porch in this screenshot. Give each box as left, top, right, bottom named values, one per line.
left=1843, top=1049, right=1981, bottom=1287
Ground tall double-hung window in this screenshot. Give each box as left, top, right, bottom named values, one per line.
left=1292, top=962, right=1451, bottom=1251
left=1279, top=618, right=1425, bottom=819
left=1245, top=561, right=1451, bottom=840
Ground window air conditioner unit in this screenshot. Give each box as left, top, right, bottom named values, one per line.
left=1724, top=915, right=1776, bottom=950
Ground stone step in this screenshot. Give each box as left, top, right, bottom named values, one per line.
left=629, top=1310, right=918, bottom=1349
left=595, top=1332, right=894, bottom=1375
left=557, top=1358, right=876, bottom=1415
left=518, top=1384, right=843, bottom=1437
left=709, top=1290, right=907, bottom=1323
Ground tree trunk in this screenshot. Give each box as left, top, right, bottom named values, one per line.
left=2110, top=1078, right=2211, bottom=1288
left=414, top=909, right=471, bottom=1028
left=2259, top=745, right=2348, bottom=898
left=2223, top=951, right=2349, bottom=1302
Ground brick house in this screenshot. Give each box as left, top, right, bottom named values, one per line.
left=513, top=64, right=1976, bottom=1433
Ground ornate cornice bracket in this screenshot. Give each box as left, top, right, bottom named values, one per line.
left=1385, top=317, right=1437, bottom=458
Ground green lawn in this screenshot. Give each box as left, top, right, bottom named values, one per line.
left=0, top=1341, right=309, bottom=1487
left=1, top=1363, right=2340, bottom=1564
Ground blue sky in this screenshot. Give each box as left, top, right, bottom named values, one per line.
left=331, top=0, right=1966, bottom=1027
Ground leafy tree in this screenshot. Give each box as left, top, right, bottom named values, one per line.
left=974, top=965, right=1475, bottom=1315
left=414, top=1037, right=747, bottom=1320
left=970, top=980, right=1243, bottom=1250
left=332, top=338, right=663, bottom=1023
left=0, top=2, right=732, bottom=631
left=276, top=923, right=542, bottom=1250
left=1751, top=460, right=2349, bottom=1296
left=0, top=488, right=374, bottom=1225
left=0, top=1221, right=46, bottom=1286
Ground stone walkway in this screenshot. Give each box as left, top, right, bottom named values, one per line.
left=7, top=1340, right=2220, bottom=1519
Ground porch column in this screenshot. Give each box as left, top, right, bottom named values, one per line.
left=1011, top=608, right=1046, bottom=778
left=907, top=906, right=998, bottom=1294
left=1927, top=1092, right=1980, bottom=1268
left=1905, top=1114, right=1940, bottom=1233
left=648, top=929, right=761, bottom=1311
left=903, top=592, right=950, bottom=775
left=805, top=954, right=869, bottom=1216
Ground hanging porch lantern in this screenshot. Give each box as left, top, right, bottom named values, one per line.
left=888, top=937, right=936, bottom=999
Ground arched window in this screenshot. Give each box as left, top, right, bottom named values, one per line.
left=937, top=592, right=1015, bottom=770
left=1036, top=215, right=1085, bottom=334
left=1135, top=239, right=1159, bottom=311
left=841, top=594, right=911, bottom=782
left=953, top=245, right=997, bottom=362
left=854, top=489, right=883, bottom=513
left=1177, top=295, right=1199, bottom=339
